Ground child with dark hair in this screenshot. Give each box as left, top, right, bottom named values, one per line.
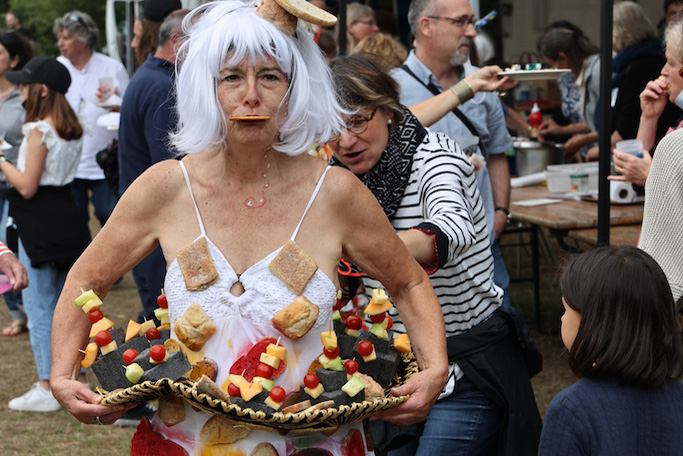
left=539, top=246, right=683, bottom=456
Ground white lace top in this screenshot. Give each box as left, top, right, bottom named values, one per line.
left=17, top=121, right=82, bottom=186
left=154, top=161, right=366, bottom=455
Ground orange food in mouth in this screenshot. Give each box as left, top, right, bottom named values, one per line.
left=229, top=115, right=270, bottom=121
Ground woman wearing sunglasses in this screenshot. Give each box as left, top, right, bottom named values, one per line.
left=329, top=53, right=541, bottom=456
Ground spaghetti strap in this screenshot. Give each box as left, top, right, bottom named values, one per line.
left=178, top=161, right=207, bottom=237
left=291, top=166, right=332, bottom=241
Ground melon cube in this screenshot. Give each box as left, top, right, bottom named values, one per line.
left=100, top=340, right=118, bottom=356
left=304, top=383, right=325, bottom=399
left=80, top=342, right=98, bottom=369
left=264, top=396, right=283, bottom=410
left=138, top=320, right=156, bottom=337
left=125, top=320, right=141, bottom=343
left=266, top=343, right=286, bottom=360
left=89, top=317, right=114, bottom=338
left=81, top=298, right=103, bottom=313
left=74, top=289, right=99, bottom=307
left=239, top=382, right=263, bottom=402
left=259, top=352, right=280, bottom=369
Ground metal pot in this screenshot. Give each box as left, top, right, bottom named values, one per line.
left=512, top=138, right=564, bottom=176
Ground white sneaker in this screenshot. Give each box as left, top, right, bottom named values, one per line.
left=8, top=383, right=62, bottom=412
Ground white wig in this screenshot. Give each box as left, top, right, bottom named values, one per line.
left=170, top=0, right=345, bottom=156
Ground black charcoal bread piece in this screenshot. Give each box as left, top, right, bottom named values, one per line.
left=232, top=390, right=272, bottom=415
left=109, top=327, right=125, bottom=346
left=353, top=349, right=401, bottom=388
left=141, top=350, right=191, bottom=383
left=132, top=347, right=155, bottom=371
left=315, top=368, right=347, bottom=390
left=334, top=320, right=358, bottom=359
left=91, top=353, right=129, bottom=391
left=353, top=330, right=394, bottom=353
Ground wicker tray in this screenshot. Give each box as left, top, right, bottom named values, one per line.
left=100, top=352, right=418, bottom=431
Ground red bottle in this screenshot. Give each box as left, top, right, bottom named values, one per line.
left=529, top=103, right=543, bottom=130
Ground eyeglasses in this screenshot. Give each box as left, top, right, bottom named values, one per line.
left=329, top=108, right=377, bottom=141
left=344, top=108, right=377, bottom=135
left=427, top=15, right=476, bottom=29
left=353, top=19, right=376, bottom=26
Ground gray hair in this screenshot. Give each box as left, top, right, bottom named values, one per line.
left=665, top=20, right=683, bottom=64
left=346, top=3, right=375, bottom=25
left=407, top=0, right=442, bottom=40
left=158, top=9, right=188, bottom=48
left=613, top=1, right=655, bottom=52
left=53, top=11, right=99, bottom=51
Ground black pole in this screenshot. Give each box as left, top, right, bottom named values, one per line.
left=338, top=0, right=348, bottom=55
left=597, top=0, right=613, bottom=245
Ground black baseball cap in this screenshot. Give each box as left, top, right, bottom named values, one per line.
left=144, top=0, right=182, bottom=22
left=5, top=56, right=71, bottom=94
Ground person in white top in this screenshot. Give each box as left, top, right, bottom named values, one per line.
left=53, top=11, right=129, bottom=235
left=1, top=56, right=86, bottom=413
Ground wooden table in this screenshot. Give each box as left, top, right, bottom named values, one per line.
left=568, top=225, right=641, bottom=247
left=506, top=185, right=643, bottom=329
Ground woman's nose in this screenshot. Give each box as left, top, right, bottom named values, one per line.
left=337, top=130, right=357, bottom=148
left=243, top=78, right=261, bottom=107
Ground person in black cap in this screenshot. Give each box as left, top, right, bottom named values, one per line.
left=132, top=0, right=182, bottom=70
left=1, top=55, right=88, bottom=413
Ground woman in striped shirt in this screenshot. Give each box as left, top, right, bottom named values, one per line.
left=329, top=54, right=541, bottom=456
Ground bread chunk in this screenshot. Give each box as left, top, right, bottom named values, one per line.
left=158, top=396, right=186, bottom=427
left=200, top=415, right=251, bottom=445
left=174, top=302, right=216, bottom=351
left=268, top=240, right=318, bottom=295
left=177, top=237, right=219, bottom=291
left=271, top=296, right=319, bottom=340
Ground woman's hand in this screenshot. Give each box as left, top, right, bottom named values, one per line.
left=51, top=378, right=132, bottom=425
left=640, top=76, right=670, bottom=120
left=0, top=252, right=28, bottom=291
left=373, top=365, right=447, bottom=425
left=608, top=148, right=651, bottom=187
left=465, top=65, right=516, bottom=94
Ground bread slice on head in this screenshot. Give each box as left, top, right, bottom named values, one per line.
left=200, top=415, right=251, bottom=445
left=176, top=237, right=219, bottom=291
left=268, top=240, right=318, bottom=295
left=174, top=302, right=216, bottom=351
left=271, top=296, right=319, bottom=340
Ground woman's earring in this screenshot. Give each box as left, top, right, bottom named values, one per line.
left=387, top=119, right=392, bottom=126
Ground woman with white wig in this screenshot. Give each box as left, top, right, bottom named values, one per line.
left=48, top=1, right=448, bottom=455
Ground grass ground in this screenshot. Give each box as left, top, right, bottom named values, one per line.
left=0, top=225, right=577, bottom=455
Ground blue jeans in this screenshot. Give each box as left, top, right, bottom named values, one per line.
left=389, top=375, right=503, bottom=456
left=492, top=240, right=512, bottom=309
left=70, top=178, right=117, bottom=233
left=18, top=239, right=67, bottom=380
left=131, top=246, right=167, bottom=323
left=0, top=184, right=24, bottom=320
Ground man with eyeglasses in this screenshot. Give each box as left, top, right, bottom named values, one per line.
left=53, top=11, right=129, bottom=237
left=386, top=0, right=542, bottom=455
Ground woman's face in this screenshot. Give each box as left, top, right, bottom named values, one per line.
left=661, top=44, right=683, bottom=103
left=329, top=107, right=390, bottom=175
left=348, top=15, right=379, bottom=44
left=19, top=84, right=28, bottom=102
left=218, top=56, right=289, bottom=149
left=560, top=297, right=581, bottom=351
left=0, top=43, right=18, bottom=76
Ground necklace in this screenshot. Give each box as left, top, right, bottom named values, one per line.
left=244, top=152, right=271, bottom=209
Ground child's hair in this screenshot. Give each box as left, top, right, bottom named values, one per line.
left=24, top=84, right=83, bottom=141
left=560, top=246, right=683, bottom=388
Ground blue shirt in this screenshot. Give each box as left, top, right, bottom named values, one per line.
left=391, top=51, right=512, bottom=238
left=539, top=378, right=683, bottom=456
left=118, top=55, right=177, bottom=195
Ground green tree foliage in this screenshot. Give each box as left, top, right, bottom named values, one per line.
left=6, top=0, right=106, bottom=56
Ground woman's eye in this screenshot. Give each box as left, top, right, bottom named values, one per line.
left=222, top=74, right=239, bottom=82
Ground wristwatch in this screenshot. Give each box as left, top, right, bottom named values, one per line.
left=495, top=206, right=510, bottom=219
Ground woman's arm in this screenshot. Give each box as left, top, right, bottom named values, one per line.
left=410, top=66, right=512, bottom=128
left=637, top=76, right=670, bottom=152
left=326, top=169, right=448, bottom=425
left=50, top=161, right=179, bottom=424
left=0, top=129, right=47, bottom=199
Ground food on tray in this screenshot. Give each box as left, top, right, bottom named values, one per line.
left=77, top=290, right=191, bottom=392
left=394, top=334, right=411, bottom=353
left=281, top=399, right=311, bottom=413
left=271, top=296, right=319, bottom=340
left=174, top=302, right=217, bottom=351
left=176, top=237, right=219, bottom=291
left=196, top=374, right=231, bottom=402
left=353, top=372, right=383, bottom=399
left=229, top=337, right=287, bottom=381
left=200, top=415, right=252, bottom=446
left=268, top=240, right=318, bottom=295
left=264, top=386, right=286, bottom=410
left=158, top=396, right=186, bottom=427
left=189, top=357, right=218, bottom=382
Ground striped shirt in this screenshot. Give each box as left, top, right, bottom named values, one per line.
left=364, top=129, right=503, bottom=395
